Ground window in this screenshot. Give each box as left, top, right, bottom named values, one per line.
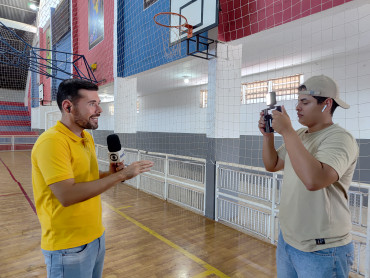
left=271, top=74, right=301, bottom=101
left=108, top=105, right=114, bottom=115
left=241, top=81, right=268, bottom=104
left=200, top=90, right=207, bottom=108
left=136, top=99, right=140, bottom=113
left=241, top=74, right=302, bottom=104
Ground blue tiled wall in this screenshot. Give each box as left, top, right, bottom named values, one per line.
left=0, top=115, right=30, bottom=121
left=52, top=32, right=72, bottom=100
left=117, top=0, right=208, bottom=77
left=31, top=69, right=39, bottom=108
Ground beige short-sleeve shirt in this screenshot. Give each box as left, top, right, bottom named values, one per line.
left=277, top=124, right=358, bottom=252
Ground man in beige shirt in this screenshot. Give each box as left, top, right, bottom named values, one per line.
left=258, top=75, right=358, bottom=277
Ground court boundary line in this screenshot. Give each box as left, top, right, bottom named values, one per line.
left=0, top=156, right=36, bottom=214
left=102, top=201, right=230, bottom=278
left=0, top=192, right=23, bottom=197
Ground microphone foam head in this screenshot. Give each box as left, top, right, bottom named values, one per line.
left=107, top=134, right=121, bottom=152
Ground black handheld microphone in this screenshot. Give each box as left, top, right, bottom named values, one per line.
left=107, top=134, right=125, bottom=164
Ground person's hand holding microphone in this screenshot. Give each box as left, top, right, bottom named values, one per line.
left=107, top=134, right=153, bottom=181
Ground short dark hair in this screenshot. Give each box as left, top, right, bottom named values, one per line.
left=298, top=85, right=338, bottom=115
left=57, top=79, right=98, bottom=111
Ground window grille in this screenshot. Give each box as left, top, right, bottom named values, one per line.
left=242, top=74, right=302, bottom=104
left=109, top=105, right=114, bottom=115
left=241, top=81, right=268, bottom=104
left=200, top=89, right=207, bottom=108
left=271, top=75, right=301, bottom=101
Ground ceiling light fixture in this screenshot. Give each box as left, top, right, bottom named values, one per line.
left=183, top=76, right=190, bottom=84
left=29, top=3, right=38, bottom=11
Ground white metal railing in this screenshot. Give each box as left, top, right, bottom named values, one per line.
left=168, top=159, right=205, bottom=183
left=348, top=183, right=370, bottom=277
left=95, top=144, right=110, bottom=172
left=45, top=110, right=61, bottom=131
left=216, top=162, right=282, bottom=244
left=216, top=161, right=370, bottom=277
left=0, top=135, right=39, bottom=151
left=95, top=145, right=206, bottom=215
left=217, top=166, right=282, bottom=204
left=217, top=197, right=272, bottom=238
left=168, top=182, right=204, bottom=212
left=122, top=149, right=140, bottom=188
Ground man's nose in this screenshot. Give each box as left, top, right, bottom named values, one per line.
left=296, top=102, right=301, bottom=110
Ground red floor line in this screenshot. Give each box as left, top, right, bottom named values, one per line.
left=0, top=157, right=37, bottom=214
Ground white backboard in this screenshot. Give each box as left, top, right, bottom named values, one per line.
left=170, top=0, right=219, bottom=45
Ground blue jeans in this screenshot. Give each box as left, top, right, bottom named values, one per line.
left=277, top=232, right=354, bottom=278
left=42, top=232, right=105, bottom=278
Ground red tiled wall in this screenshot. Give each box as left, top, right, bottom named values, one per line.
left=72, top=0, right=114, bottom=85
left=28, top=81, right=31, bottom=113
left=39, top=27, right=52, bottom=103
left=218, top=0, right=354, bottom=42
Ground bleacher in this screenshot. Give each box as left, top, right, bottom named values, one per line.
left=0, top=101, right=37, bottom=135
left=0, top=100, right=38, bottom=150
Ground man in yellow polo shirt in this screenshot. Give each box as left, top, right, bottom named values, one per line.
left=32, top=79, right=153, bottom=278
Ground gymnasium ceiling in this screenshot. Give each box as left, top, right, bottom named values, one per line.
left=0, top=0, right=39, bottom=91
left=0, top=0, right=39, bottom=25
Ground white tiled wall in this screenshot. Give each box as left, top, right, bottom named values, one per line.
left=137, top=84, right=208, bottom=134
left=96, top=0, right=370, bottom=141
left=240, top=0, right=370, bottom=139
left=114, top=77, right=137, bottom=133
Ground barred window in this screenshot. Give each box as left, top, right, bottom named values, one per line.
left=200, top=90, right=207, bottom=108
left=109, top=105, right=114, bottom=115
left=242, top=74, right=302, bottom=104
left=241, top=81, right=268, bottom=104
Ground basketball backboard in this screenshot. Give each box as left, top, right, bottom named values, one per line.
left=170, top=0, right=219, bottom=45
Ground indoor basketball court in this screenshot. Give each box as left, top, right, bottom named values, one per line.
left=0, top=0, right=369, bottom=277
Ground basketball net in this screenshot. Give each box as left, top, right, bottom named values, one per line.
left=154, top=12, right=193, bottom=59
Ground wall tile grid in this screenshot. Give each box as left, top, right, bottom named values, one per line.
left=38, top=27, right=52, bottom=103
left=218, top=0, right=355, bottom=42
left=117, top=0, right=209, bottom=77
left=114, top=77, right=137, bottom=134
left=51, top=32, right=71, bottom=100
left=73, top=0, right=114, bottom=85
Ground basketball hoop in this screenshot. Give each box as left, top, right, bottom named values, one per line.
left=154, top=12, right=193, bottom=58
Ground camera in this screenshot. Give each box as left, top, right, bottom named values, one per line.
left=262, top=91, right=281, bottom=133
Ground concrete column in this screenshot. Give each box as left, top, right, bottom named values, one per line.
left=207, top=43, right=242, bottom=138
left=205, top=43, right=242, bottom=219
left=114, top=77, right=137, bottom=134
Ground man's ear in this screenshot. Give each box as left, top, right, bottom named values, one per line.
left=62, top=100, right=72, bottom=114
left=322, top=98, right=333, bottom=113
left=326, top=98, right=333, bottom=109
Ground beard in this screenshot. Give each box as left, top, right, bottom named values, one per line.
left=73, top=111, right=99, bottom=130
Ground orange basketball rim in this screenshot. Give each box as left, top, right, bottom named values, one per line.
left=153, top=12, right=193, bottom=38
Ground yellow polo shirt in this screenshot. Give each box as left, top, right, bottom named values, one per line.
left=31, top=121, right=104, bottom=251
